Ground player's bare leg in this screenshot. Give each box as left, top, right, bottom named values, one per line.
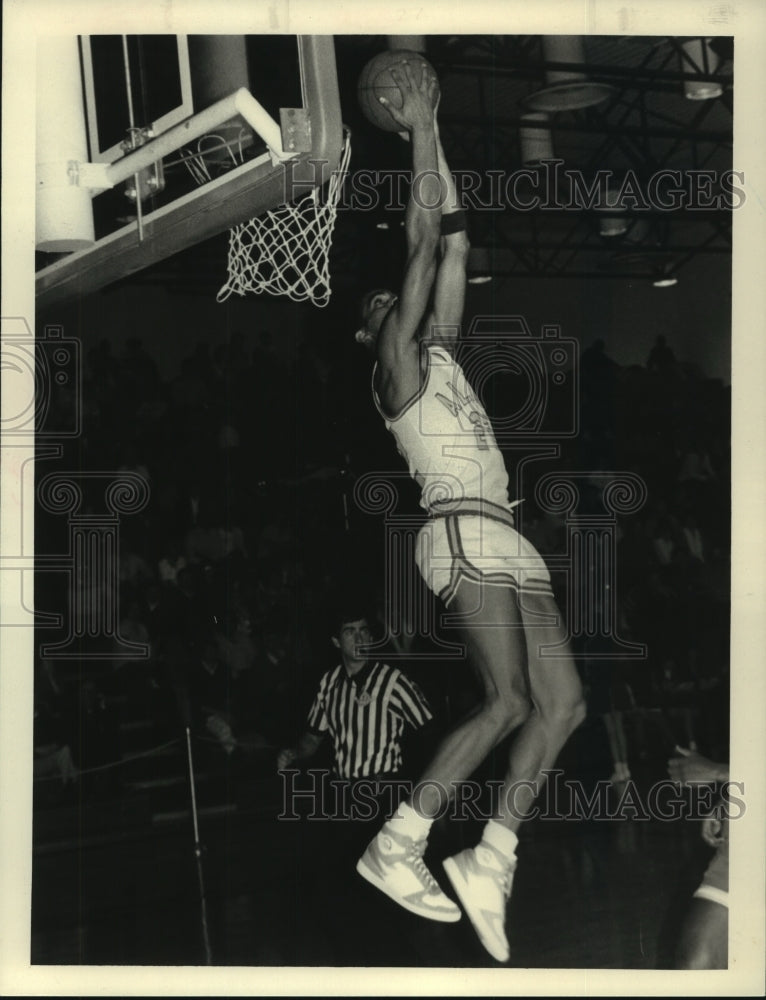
left=356, top=580, right=530, bottom=927
left=410, top=582, right=532, bottom=813
left=358, top=577, right=585, bottom=957
left=497, top=588, right=586, bottom=826
left=436, top=581, right=584, bottom=960
left=411, top=582, right=584, bottom=824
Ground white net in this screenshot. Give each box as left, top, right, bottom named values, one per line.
left=216, top=131, right=352, bottom=308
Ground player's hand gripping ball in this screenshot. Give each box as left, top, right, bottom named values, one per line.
left=357, top=50, right=440, bottom=132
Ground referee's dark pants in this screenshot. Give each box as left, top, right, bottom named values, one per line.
left=307, top=774, right=407, bottom=963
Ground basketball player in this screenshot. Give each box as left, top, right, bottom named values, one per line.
left=354, top=60, right=586, bottom=962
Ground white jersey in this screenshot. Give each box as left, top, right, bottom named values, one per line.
left=373, top=343, right=511, bottom=513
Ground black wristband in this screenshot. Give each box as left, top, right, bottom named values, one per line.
left=440, top=209, right=467, bottom=236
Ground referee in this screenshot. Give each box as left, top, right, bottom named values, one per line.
left=277, top=610, right=433, bottom=784
left=276, top=609, right=435, bottom=963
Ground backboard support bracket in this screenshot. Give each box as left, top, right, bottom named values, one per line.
left=279, top=108, right=312, bottom=154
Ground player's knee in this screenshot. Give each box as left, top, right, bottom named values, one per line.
left=480, top=689, right=532, bottom=740
left=568, top=695, right=587, bottom=733
left=540, top=691, right=586, bottom=737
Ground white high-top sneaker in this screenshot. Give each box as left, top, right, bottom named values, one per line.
left=443, top=841, right=516, bottom=961
left=357, top=826, right=461, bottom=923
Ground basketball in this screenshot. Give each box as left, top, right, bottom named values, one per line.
left=357, top=50, right=440, bottom=132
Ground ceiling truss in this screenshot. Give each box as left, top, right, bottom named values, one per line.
left=423, top=35, right=734, bottom=280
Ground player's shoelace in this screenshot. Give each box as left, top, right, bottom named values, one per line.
left=498, top=866, right=514, bottom=898
left=476, top=844, right=516, bottom=898
left=406, top=838, right=439, bottom=890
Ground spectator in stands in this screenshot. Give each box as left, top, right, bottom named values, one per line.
left=647, top=334, right=677, bottom=375
left=668, top=747, right=729, bottom=969
left=158, top=536, right=188, bottom=586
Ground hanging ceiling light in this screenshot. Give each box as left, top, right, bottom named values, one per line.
left=596, top=184, right=629, bottom=238
left=680, top=38, right=723, bottom=101
left=601, top=250, right=677, bottom=280
left=467, top=247, right=494, bottom=284
left=652, top=263, right=679, bottom=287
left=519, top=112, right=554, bottom=166
left=467, top=274, right=493, bottom=285
left=522, top=36, right=614, bottom=113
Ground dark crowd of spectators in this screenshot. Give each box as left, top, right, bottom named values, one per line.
left=33, top=326, right=730, bottom=801
left=34, top=326, right=361, bottom=797
left=523, top=335, right=730, bottom=775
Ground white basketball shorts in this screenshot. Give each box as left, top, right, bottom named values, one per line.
left=415, top=498, right=553, bottom=606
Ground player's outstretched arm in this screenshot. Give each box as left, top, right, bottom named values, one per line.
left=425, top=116, right=470, bottom=350
left=377, top=62, right=443, bottom=360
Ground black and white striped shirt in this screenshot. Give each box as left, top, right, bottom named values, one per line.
left=306, top=661, right=432, bottom=779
